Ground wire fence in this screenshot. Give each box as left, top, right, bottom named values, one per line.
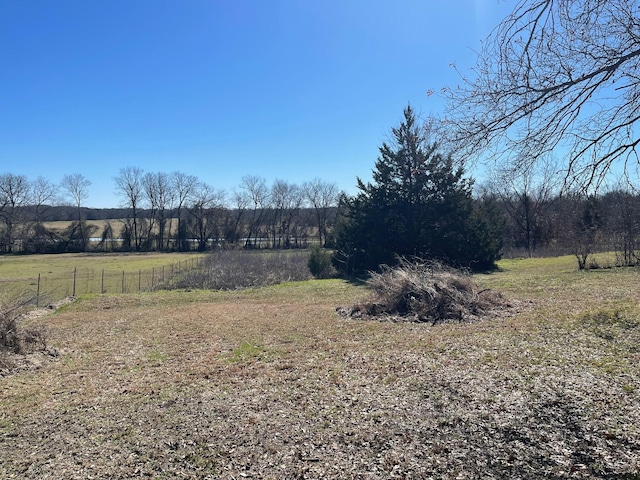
left=24, top=257, right=205, bottom=308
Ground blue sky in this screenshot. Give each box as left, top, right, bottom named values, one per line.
left=1, top=1, right=514, bottom=208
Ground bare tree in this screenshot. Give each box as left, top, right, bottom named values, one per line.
left=154, top=172, right=174, bottom=250
left=171, top=171, right=198, bottom=251
left=0, top=173, right=31, bottom=253
left=187, top=182, right=226, bottom=251
left=141, top=172, right=159, bottom=251
left=23, top=176, right=59, bottom=253
left=602, top=185, right=640, bottom=265
left=2, top=174, right=31, bottom=249
left=303, top=178, right=339, bottom=246
left=142, top=172, right=174, bottom=251
left=567, top=193, right=603, bottom=269
left=488, top=159, right=561, bottom=257
left=269, top=180, right=302, bottom=248
left=31, top=176, right=58, bottom=224
left=445, top=0, right=640, bottom=190
left=225, top=189, right=249, bottom=246
left=61, top=173, right=91, bottom=250
left=115, top=167, right=145, bottom=251
left=241, top=175, right=270, bottom=248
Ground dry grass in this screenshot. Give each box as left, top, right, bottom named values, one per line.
left=0, top=257, right=639, bottom=478
left=170, top=250, right=312, bottom=290
left=0, top=290, right=49, bottom=372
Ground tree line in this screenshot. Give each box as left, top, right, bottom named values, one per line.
left=0, top=171, right=339, bottom=254
left=2, top=158, right=640, bottom=272
left=484, top=177, right=640, bottom=269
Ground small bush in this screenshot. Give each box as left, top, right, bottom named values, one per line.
left=339, top=258, right=506, bottom=324
left=308, top=246, right=334, bottom=279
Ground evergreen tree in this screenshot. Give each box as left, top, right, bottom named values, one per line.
left=333, top=105, right=501, bottom=275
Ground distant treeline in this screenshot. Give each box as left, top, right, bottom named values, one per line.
left=482, top=186, right=640, bottom=268
left=3, top=169, right=640, bottom=268
left=0, top=170, right=340, bottom=254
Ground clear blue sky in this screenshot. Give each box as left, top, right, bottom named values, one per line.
left=1, top=1, right=514, bottom=208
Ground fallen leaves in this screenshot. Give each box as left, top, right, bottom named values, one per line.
left=1, top=271, right=639, bottom=478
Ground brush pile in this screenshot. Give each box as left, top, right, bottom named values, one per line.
left=339, top=258, right=507, bottom=323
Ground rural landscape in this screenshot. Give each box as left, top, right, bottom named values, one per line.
left=3, top=0, right=640, bottom=478
left=1, top=252, right=639, bottom=478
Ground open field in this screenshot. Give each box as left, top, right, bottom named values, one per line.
left=0, top=252, right=207, bottom=281
left=43, top=220, right=114, bottom=233
left=0, top=252, right=207, bottom=305
left=1, top=256, right=640, bottom=478
left=43, top=219, right=183, bottom=237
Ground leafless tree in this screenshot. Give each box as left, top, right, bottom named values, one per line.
left=23, top=176, right=59, bottom=252
left=115, top=167, right=145, bottom=251
left=269, top=180, right=303, bottom=248
left=61, top=173, right=91, bottom=250
left=564, top=192, right=603, bottom=269
left=303, top=178, right=339, bottom=246
left=241, top=175, right=270, bottom=248
left=602, top=184, right=640, bottom=265
left=31, top=176, right=58, bottom=224
left=187, top=182, right=226, bottom=251
left=226, top=189, right=249, bottom=246
left=445, top=0, right=640, bottom=190
left=0, top=173, right=31, bottom=253
left=141, top=172, right=159, bottom=251
left=142, top=172, right=175, bottom=251
left=171, top=171, right=198, bottom=251
left=488, top=158, right=561, bottom=257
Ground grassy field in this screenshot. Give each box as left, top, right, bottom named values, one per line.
left=43, top=219, right=113, bottom=232
left=1, top=255, right=639, bottom=478
left=0, top=251, right=208, bottom=281
left=0, top=252, right=207, bottom=304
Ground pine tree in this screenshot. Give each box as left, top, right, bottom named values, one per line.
left=333, top=105, right=501, bottom=275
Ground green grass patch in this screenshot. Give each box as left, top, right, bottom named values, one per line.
left=0, top=252, right=207, bottom=282
left=146, top=349, right=170, bottom=364
left=227, top=341, right=271, bottom=363
left=0, top=252, right=207, bottom=305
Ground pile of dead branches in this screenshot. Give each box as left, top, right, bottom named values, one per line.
left=339, top=258, right=507, bottom=324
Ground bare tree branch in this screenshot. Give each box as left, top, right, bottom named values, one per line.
left=445, top=0, right=640, bottom=190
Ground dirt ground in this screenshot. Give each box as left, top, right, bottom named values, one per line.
left=1, top=274, right=639, bottom=479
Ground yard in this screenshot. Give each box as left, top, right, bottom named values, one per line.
left=1, top=255, right=639, bottom=478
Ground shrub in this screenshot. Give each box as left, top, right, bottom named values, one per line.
left=339, top=258, right=506, bottom=324
left=307, top=246, right=333, bottom=279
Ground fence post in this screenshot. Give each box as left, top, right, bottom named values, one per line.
left=138, top=269, right=141, bottom=292
left=73, top=267, right=77, bottom=297
left=152, top=267, right=155, bottom=290
left=37, top=273, right=41, bottom=307
left=122, top=270, right=125, bottom=293
left=101, top=269, right=105, bottom=294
